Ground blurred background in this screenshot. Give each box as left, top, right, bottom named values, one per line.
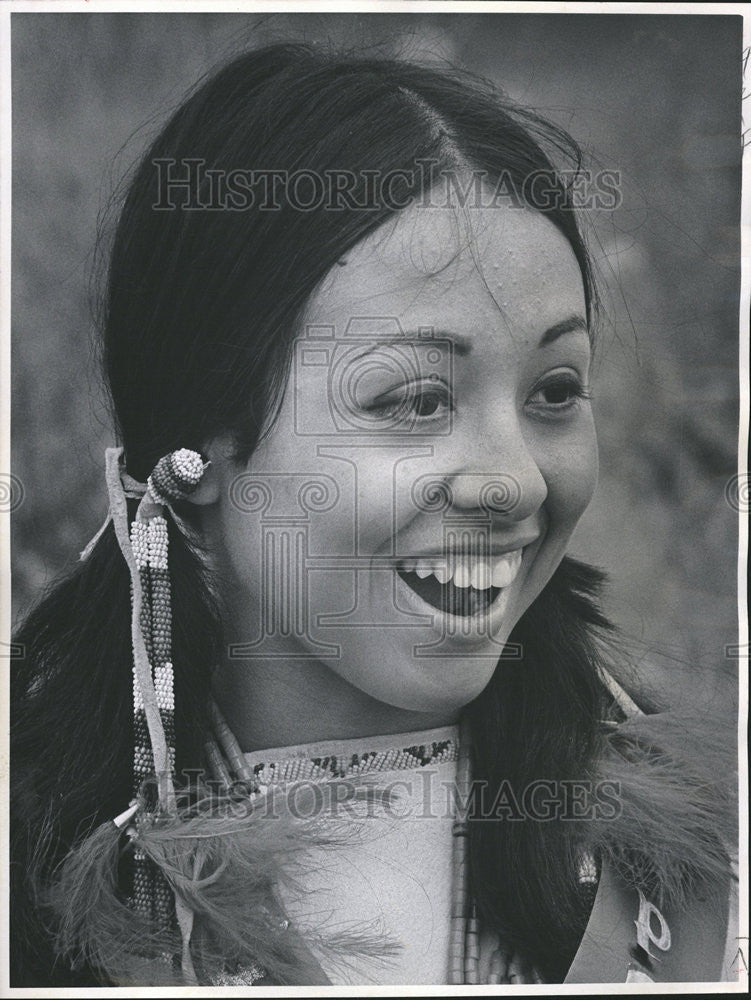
left=11, top=12, right=743, bottom=711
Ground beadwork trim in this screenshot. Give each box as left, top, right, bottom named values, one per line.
left=247, top=737, right=459, bottom=790
left=148, top=448, right=206, bottom=506
left=203, top=711, right=461, bottom=795
left=578, top=851, right=599, bottom=885
left=213, top=962, right=266, bottom=986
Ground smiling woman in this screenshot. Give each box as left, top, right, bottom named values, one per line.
left=206, top=191, right=598, bottom=739
left=10, top=43, right=737, bottom=988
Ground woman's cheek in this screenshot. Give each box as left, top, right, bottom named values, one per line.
left=540, top=418, right=599, bottom=535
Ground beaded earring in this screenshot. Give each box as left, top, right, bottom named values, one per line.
left=76, top=446, right=209, bottom=978
left=126, top=450, right=208, bottom=929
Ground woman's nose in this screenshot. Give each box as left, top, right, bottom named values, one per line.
left=446, top=422, right=548, bottom=522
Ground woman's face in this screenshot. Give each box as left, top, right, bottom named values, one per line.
left=202, top=192, right=597, bottom=720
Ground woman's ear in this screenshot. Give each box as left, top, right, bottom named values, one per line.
left=183, top=433, right=236, bottom=506
left=186, top=464, right=220, bottom=506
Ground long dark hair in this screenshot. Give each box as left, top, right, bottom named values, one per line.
left=11, top=43, right=730, bottom=987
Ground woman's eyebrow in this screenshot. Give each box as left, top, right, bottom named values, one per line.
left=351, top=318, right=586, bottom=362
left=403, top=331, right=472, bottom=356
left=352, top=331, right=472, bottom=360
left=539, top=315, right=589, bottom=346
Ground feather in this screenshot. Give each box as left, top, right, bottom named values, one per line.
left=48, top=778, right=398, bottom=985
left=589, top=710, right=737, bottom=908
left=48, top=709, right=736, bottom=984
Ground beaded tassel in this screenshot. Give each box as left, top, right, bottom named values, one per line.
left=449, top=719, right=472, bottom=985
left=148, top=517, right=175, bottom=766
left=130, top=520, right=158, bottom=920
left=464, top=900, right=480, bottom=985
left=125, top=450, right=207, bottom=930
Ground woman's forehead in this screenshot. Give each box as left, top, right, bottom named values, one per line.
left=304, top=199, right=586, bottom=341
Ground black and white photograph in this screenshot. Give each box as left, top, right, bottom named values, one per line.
left=3, top=2, right=748, bottom=991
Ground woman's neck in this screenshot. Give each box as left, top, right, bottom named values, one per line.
left=211, top=653, right=460, bottom=753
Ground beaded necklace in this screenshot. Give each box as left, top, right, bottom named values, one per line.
left=205, top=701, right=548, bottom=985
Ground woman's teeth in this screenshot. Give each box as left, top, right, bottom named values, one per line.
left=399, top=551, right=523, bottom=590
left=396, top=550, right=524, bottom=618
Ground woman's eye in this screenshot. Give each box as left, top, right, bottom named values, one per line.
left=528, top=374, right=591, bottom=411
left=411, top=389, right=443, bottom=417
left=367, top=382, right=451, bottom=421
